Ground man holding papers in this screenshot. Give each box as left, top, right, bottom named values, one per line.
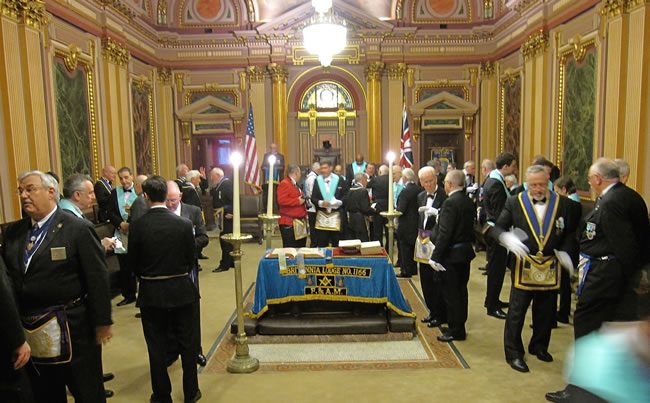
left=311, top=161, right=345, bottom=247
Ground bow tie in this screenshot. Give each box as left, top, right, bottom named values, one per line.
left=124, top=188, right=132, bottom=193
left=534, top=198, right=546, bottom=205
left=325, top=179, right=330, bottom=184
left=427, top=194, right=435, bottom=199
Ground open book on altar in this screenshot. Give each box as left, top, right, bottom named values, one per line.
left=360, top=241, right=382, bottom=255
left=267, top=248, right=325, bottom=258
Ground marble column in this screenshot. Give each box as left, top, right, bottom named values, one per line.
left=267, top=63, right=288, bottom=162
left=365, top=62, right=384, bottom=163
left=155, top=67, right=176, bottom=179
left=479, top=61, right=498, bottom=174
left=387, top=63, right=406, bottom=157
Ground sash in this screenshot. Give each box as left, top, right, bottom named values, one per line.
left=518, top=191, right=560, bottom=255
left=315, top=211, right=341, bottom=231
left=352, top=162, right=366, bottom=175
left=488, top=170, right=511, bottom=197
left=99, top=177, right=112, bottom=193
left=116, top=186, right=137, bottom=221
left=293, top=218, right=309, bottom=240
left=513, top=254, right=560, bottom=291
left=316, top=174, right=340, bottom=202
left=414, top=230, right=435, bottom=263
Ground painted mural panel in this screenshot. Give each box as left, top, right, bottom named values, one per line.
left=419, top=87, right=466, bottom=102
left=132, top=83, right=153, bottom=175
left=53, top=60, right=91, bottom=179
left=562, top=52, right=596, bottom=191
left=503, top=76, right=521, bottom=160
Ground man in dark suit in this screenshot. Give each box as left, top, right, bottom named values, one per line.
left=166, top=181, right=209, bottom=367
left=489, top=165, right=578, bottom=373
left=94, top=165, right=116, bottom=222
left=311, top=161, right=345, bottom=247
left=416, top=166, right=448, bottom=327
left=344, top=172, right=372, bottom=242
left=174, top=164, right=189, bottom=191
left=210, top=167, right=234, bottom=273
left=181, top=170, right=202, bottom=209
left=368, top=165, right=390, bottom=245
left=482, top=152, right=517, bottom=320
left=2, top=170, right=113, bottom=402
left=128, top=176, right=201, bottom=403
left=345, top=153, right=367, bottom=188
left=0, top=256, right=32, bottom=403
left=129, top=174, right=149, bottom=223
left=430, top=170, right=476, bottom=342
left=396, top=168, right=423, bottom=278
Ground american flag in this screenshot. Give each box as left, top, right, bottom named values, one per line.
left=244, top=104, right=262, bottom=194
left=400, top=104, right=413, bottom=168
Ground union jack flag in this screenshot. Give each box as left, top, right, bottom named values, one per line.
left=400, top=104, right=413, bottom=168
left=244, top=104, right=262, bottom=194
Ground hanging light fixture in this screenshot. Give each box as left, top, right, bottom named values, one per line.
left=303, top=0, right=346, bottom=67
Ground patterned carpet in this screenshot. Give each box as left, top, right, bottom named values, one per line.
left=203, top=279, right=467, bottom=372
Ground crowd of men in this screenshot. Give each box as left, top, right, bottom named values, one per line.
left=1, top=144, right=648, bottom=402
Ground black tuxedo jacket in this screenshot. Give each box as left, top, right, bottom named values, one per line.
left=211, top=178, right=233, bottom=215
left=431, top=190, right=476, bottom=264
left=0, top=256, right=25, bottom=378
left=181, top=186, right=202, bottom=209
left=368, top=175, right=390, bottom=212
left=107, top=188, right=135, bottom=228
left=128, top=208, right=198, bottom=308
left=0, top=208, right=112, bottom=341
left=417, top=187, right=447, bottom=231
left=483, top=172, right=510, bottom=224
left=344, top=187, right=371, bottom=215
left=180, top=203, right=209, bottom=254
left=397, top=182, right=424, bottom=242
left=311, top=175, right=346, bottom=213
left=128, top=194, right=148, bottom=223
left=94, top=179, right=112, bottom=221
left=345, top=163, right=365, bottom=187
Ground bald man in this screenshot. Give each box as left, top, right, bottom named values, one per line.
left=346, top=153, right=367, bottom=187
left=129, top=175, right=149, bottom=223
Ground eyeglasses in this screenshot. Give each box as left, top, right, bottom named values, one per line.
left=16, top=185, right=44, bottom=196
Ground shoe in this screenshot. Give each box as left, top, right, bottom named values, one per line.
left=135, top=312, right=142, bottom=318
left=437, top=333, right=466, bottom=342
left=117, top=297, right=135, bottom=307
left=556, top=314, right=569, bottom=324
left=545, top=387, right=570, bottom=402
left=498, top=300, right=509, bottom=309
left=198, top=254, right=209, bottom=260
left=507, top=357, right=529, bottom=373
left=478, top=266, right=487, bottom=271
left=212, top=266, right=230, bottom=273
left=420, top=315, right=433, bottom=323
left=487, top=309, right=507, bottom=319
left=150, top=394, right=160, bottom=403
left=396, top=273, right=412, bottom=278
left=186, top=390, right=202, bottom=403
left=531, top=350, right=553, bottom=362
left=482, top=270, right=488, bottom=276
left=427, top=319, right=444, bottom=328
left=103, top=373, right=115, bottom=382
left=105, top=389, right=114, bottom=398
left=197, top=353, right=207, bottom=366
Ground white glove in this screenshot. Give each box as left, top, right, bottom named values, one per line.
left=554, top=249, right=574, bottom=276
left=466, top=183, right=479, bottom=193
left=498, top=231, right=529, bottom=258
left=330, top=198, right=343, bottom=209
left=512, top=227, right=529, bottom=242
left=428, top=260, right=446, bottom=272
left=418, top=206, right=439, bottom=217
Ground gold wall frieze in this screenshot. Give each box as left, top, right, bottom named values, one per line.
left=132, top=75, right=149, bottom=92
left=267, top=63, right=288, bottom=84
left=600, top=0, right=625, bottom=17
left=176, top=0, right=239, bottom=28
left=60, top=44, right=83, bottom=71
left=415, top=82, right=470, bottom=102
left=246, top=66, right=266, bottom=83
left=98, top=0, right=136, bottom=19
left=364, top=62, right=385, bottom=81
left=290, top=45, right=361, bottom=65
left=183, top=87, right=240, bottom=107
left=480, top=61, right=495, bottom=78
left=521, top=29, right=549, bottom=60
left=1, top=0, right=49, bottom=28
left=102, top=37, right=130, bottom=66
left=387, top=63, right=406, bottom=81
left=411, top=0, right=473, bottom=24
left=157, top=66, right=171, bottom=84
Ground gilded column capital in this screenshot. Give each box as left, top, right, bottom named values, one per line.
left=364, top=62, right=385, bottom=81
left=101, top=37, right=130, bottom=66
left=157, top=67, right=172, bottom=85
left=521, top=29, right=549, bottom=60
left=267, top=63, right=287, bottom=83
left=246, top=66, right=266, bottom=83
left=479, top=61, right=495, bottom=78
left=387, top=63, right=407, bottom=81
left=600, top=0, right=624, bottom=17
left=1, top=0, right=49, bottom=29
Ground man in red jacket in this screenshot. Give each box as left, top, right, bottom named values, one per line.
left=277, top=165, right=308, bottom=247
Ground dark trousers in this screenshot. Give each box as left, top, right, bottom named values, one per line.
left=141, top=304, right=199, bottom=403
left=280, top=225, right=307, bottom=248
left=219, top=219, right=234, bottom=270
left=557, top=268, right=572, bottom=319
left=440, top=261, right=471, bottom=337
left=573, top=297, right=618, bottom=340
left=0, top=366, right=33, bottom=403
left=419, top=263, right=447, bottom=322
left=308, top=212, right=317, bottom=247
left=314, top=228, right=339, bottom=247
left=398, top=238, right=416, bottom=276
left=504, top=287, right=556, bottom=360
left=29, top=338, right=104, bottom=403
left=117, top=253, right=136, bottom=299
left=348, top=213, right=369, bottom=242
left=371, top=214, right=386, bottom=246
left=485, top=239, right=508, bottom=311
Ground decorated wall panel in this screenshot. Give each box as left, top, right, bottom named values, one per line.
left=180, top=0, right=238, bottom=26
left=53, top=58, right=93, bottom=179
left=132, top=81, right=155, bottom=175
left=500, top=75, right=521, bottom=159
left=412, top=0, right=471, bottom=23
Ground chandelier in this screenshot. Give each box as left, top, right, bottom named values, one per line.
left=303, top=0, right=347, bottom=67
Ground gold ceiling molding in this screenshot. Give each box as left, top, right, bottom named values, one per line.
left=246, top=66, right=266, bottom=83
left=387, top=63, right=406, bottom=80
left=267, top=63, right=288, bottom=83
left=411, top=0, right=473, bottom=24
left=98, top=0, right=136, bottom=19
left=177, top=0, right=240, bottom=28
left=364, top=62, right=385, bottom=81
left=157, top=66, right=172, bottom=84
left=1, top=0, right=49, bottom=29
left=101, top=37, right=130, bottom=66
left=479, top=61, right=495, bottom=78
left=521, top=29, right=549, bottom=60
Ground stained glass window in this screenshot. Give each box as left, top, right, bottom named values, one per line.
left=300, top=81, right=353, bottom=110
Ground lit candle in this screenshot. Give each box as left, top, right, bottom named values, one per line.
left=231, top=152, right=243, bottom=236
left=387, top=151, right=395, bottom=213
left=267, top=154, right=276, bottom=216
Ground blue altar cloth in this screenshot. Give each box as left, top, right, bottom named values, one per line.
left=250, top=249, right=414, bottom=318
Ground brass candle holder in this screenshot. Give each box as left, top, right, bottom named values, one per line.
left=380, top=210, right=402, bottom=263
left=258, top=213, right=280, bottom=250
left=220, top=233, right=259, bottom=373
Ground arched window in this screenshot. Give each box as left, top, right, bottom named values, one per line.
left=300, top=81, right=354, bottom=110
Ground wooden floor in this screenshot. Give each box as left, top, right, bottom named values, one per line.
left=103, top=239, right=572, bottom=402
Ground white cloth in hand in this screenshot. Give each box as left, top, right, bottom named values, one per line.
left=554, top=249, right=574, bottom=276
left=418, top=206, right=439, bottom=217
left=330, top=198, right=343, bottom=209
left=428, top=260, right=446, bottom=272
left=466, top=183, right=479, bottom=193
left=498, top=231, right=529, bottom=258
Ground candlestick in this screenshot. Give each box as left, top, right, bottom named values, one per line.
left=231, top=152, right=243, bottom=236
left=387, top=151, right=395, bottom=214
left=267, top=155, right=276, bottom=216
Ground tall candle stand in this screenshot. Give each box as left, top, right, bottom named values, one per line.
left=220, top=233, right=259, bottom=373
left=258, top=213, right=280, bottom=250
left=380, top=210, right=402, bottom=263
